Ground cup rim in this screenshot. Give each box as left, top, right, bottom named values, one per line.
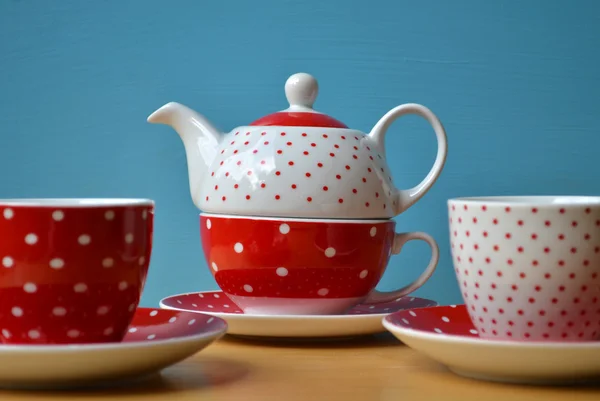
left=447, top=196, right=600, bottom=207
left=199, top=212, right=392, bottom=224
left=0, top=198, right=155, bottom=208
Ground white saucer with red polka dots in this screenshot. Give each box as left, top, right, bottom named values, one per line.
left=0, top=307, right=226, bottom=389
left=160, top=290, right=437, bottom=339
left=383, top=304, right=600, bottom=385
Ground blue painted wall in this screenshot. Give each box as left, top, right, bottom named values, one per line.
left=1, top=1, right=598, bottom=307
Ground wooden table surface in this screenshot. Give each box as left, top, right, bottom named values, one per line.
left=1, top=333, right=599, bottom=400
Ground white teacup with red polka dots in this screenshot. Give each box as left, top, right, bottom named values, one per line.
left=448, top=196, right=600, bottom=342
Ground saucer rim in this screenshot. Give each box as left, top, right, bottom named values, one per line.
left=382, top=304, right=600, bottom=350
left=0, top=307, right=228, bottom=353
left=160, top=290, right=438, bottom=320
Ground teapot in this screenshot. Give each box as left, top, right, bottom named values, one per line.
left=147, top=73, right=448, bottom=219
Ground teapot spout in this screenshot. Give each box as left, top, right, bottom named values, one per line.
left=147, top=102, right=222, bottom=208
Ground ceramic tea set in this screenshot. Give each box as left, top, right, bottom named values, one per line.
left=149, top=72, right=447, bottom=317
left=385, top=197, right=600, bottom=384
left=0, top=198, right=226, bottom=388
left=0, top=72, right=599, bottom=388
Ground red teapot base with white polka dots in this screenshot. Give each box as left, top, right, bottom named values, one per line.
left=0, top=199, right=154, bottom=345
left=200, top=213, right=439, bottom=315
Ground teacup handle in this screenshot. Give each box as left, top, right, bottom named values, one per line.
left=368, top=103, right=448, bottom=215
left=364, top=231, right=439, bottom=304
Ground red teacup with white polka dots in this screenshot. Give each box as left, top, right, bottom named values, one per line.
left=449, top=196, right=600, bottom=342
left=0, top=199, right=154, bottom=345
left=200, top=213, right=439, bottom=315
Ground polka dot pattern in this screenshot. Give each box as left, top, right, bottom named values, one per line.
left=197, top=126, right=397, bottom=219
left=200, top=215, right=396, bottom=301
left=449, top=200, right=600, bottom=341
left=49, top=258, right=64, bottom=269
left=0, top=202, right=154, bottom=345
left=161, top=291, right=438, bottom=316
left=53, top=307, right=67, bottom=316
left=121, top=308, right=225, bottom=343
left=2, top=256, right=14, bottom=268
left=3, top=208, right=14, bottom=220
left=387, top=305, right=482, bottom=338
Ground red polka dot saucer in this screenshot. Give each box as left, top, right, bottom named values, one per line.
left=382, top=304, right=600, bottom=385
left=160, top=290, right=437, bottom=339
left=0, top=308, right=226, bottom=389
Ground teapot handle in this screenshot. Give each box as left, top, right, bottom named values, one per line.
left=368, top=103, right=448, bottom=215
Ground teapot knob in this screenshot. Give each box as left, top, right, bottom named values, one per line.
left=285, top=73, right=318, bottom=110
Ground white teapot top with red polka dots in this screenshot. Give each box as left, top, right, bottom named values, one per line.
left=148, top=73, right=448, bottom=219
